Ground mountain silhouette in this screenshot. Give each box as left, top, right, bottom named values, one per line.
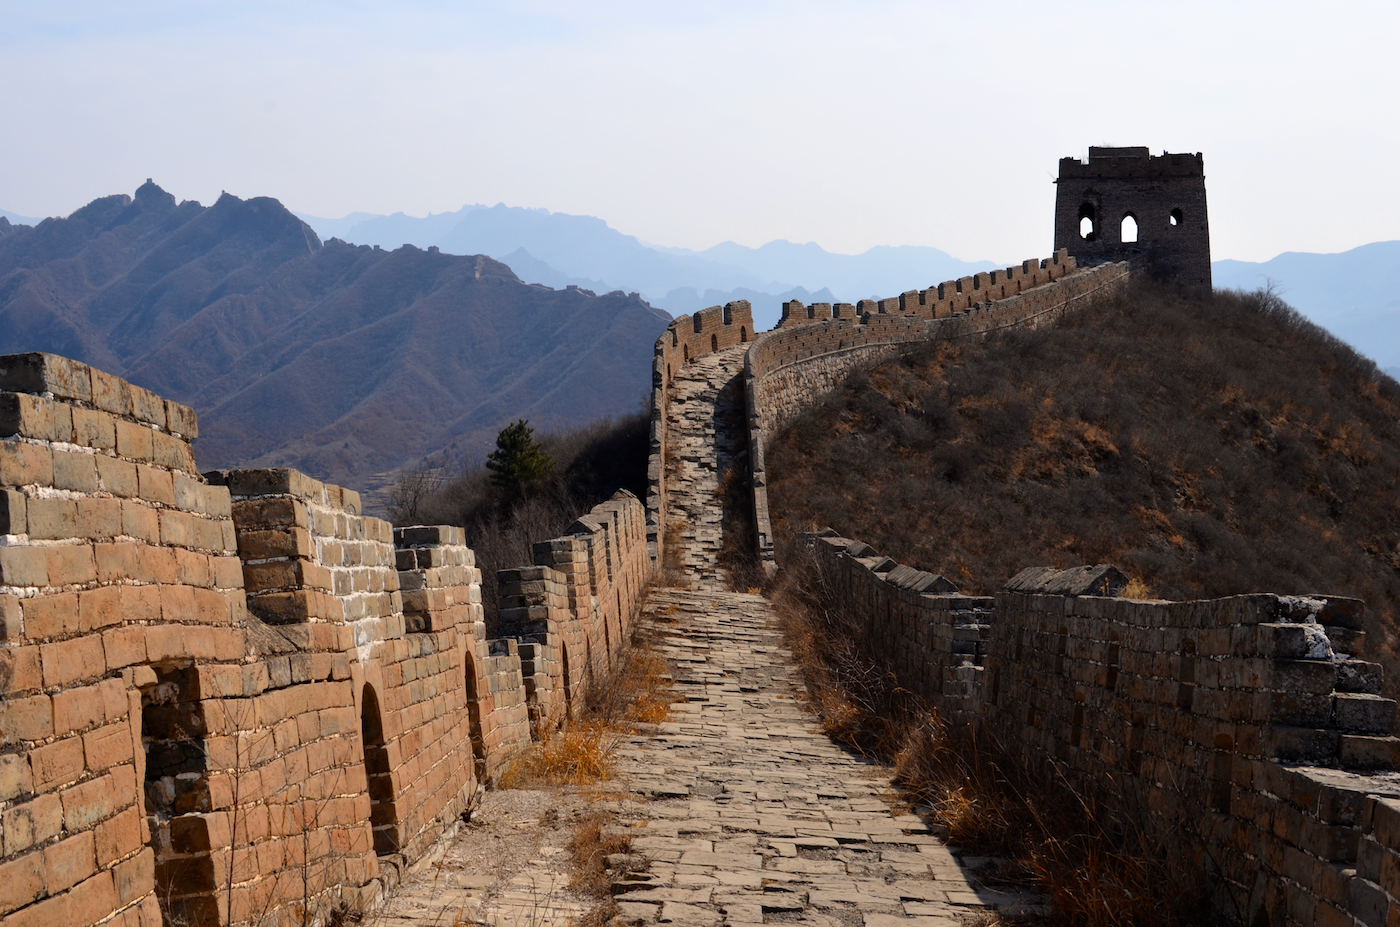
left=0, top=182, right=670, bottom=503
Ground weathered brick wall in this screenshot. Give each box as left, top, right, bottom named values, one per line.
left=498, top=490, right=651, bottom=722
left=0, top=354, right=653, bottom=927
left=647, top=301, right=756, bottom=563
left=807, top=532, right=1400, bottom=925
left=744, top=257, right=1129, bottom=569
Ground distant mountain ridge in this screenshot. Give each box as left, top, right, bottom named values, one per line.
left=0, top=182, right=670, bottom=503
left=1213, top=241, right=1400, bottom=368
left=295, top=205, right=999, bottom=329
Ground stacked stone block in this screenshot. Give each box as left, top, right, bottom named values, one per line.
left=0, top=353, right=656, bottom=927
left=807, top=528, right=1400, bottom=925
left=0, top=352, right=248, bottom=927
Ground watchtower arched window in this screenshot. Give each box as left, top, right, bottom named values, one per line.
left=361, top=684, right=399, bottom=855
left=1121, top=214, right=1138, bottom=243
left=711, top=334, right=718, bottom=352
left=1169, top=207, right=1183, bottom=227
left=1078, top=202, right=1097, bottom=241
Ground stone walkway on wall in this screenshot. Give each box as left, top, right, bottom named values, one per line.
left=599, top=589, right=1043, bottom=927
left=662, top=346, right=750, bottom=591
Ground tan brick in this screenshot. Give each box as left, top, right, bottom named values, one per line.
left=52, top=684, right=106, bottom=737
left=0, top=441, right=53, bottom=487
left=93, top=541, right=138, bottom=584
left=101, top=626, right=145, bottom=672
left=135, top=545, right=177, bottom=584
left=237, top=527, right=313, bottom=560
left=44, top=831, right=95, bottom=895
left=2, top=794, right=61, bottom=860
left=45, top=545, right=95, bottom=586
left=21, top=592, right=78, bottom=640
left=70, top=407, right=116, bottom=451
left=0, top=594, right=20, bottom=641
left=194, top=516, right=228, bottom=553
left=84, top=722, right=134, bottom=772
left=128, top=386, right=164, bottom=429
left=192, top=586, right=229, bottom=624
left=41, top=635, right=104, bottom=687
left=158, top=509, right=194, bottom=548
left=119, top=584, right=160, bottom=623
left=90, top=368, right=131, bottom=417
left=212, top=555, right=244, bottom=589
left=28, top=736, right=83, bottom=791
left=165, top=400, right=197, bottom=439
left=24, top=497, right=77, bottom=540
left=77, top=585, right=122, bottom=633
left=151, top=431, right=193, bottom=472
left=0, top=753, right=33, bottom=802
left=174, top=547, right=211, bottom=587
left=158, top=583, right=195, bottom=624
left=95, top=454, right=137, bottom=497
left=51, top=449, right=98, bottom=493
left=0, top=546, right=47, bottom=587
left=0, top=851, right=45, bottom=918
left=119, top=501, right=159, bottom=543
left=0, top=393, right=53, bottom=441
left=58, top=870, right=117, bottom=927
left=0, top=646, right=41, bottom=694
left=113, top=847, right=152, bottom=905
left=0, top=694, right=53, bottom=742
left=204, top=485, right=231, bottom=518
left=134, top=464, right=171, bottom=505
left=143, top=625, right=184, bottom=663
left=61, top=769, right=123, bottom=830
left=93, top=806, right=141, bottom=866
left=77, top=497, right=121, bottom=539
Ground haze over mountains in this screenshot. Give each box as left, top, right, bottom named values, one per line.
left=294, top=205, right=999, bottom=330
left=0, top=182, right=669, bottom=502
left=299, top=206, right=1400, bottom=369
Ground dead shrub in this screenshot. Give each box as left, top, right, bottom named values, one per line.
left=502, top=629, right=673, bottom=788
left=568, top=811, right=635, bottom=897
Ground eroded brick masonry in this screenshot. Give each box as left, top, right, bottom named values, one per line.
left=0, top=353, right=650, bottom=927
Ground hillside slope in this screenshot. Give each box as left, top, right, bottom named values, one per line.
left=767, top=281, right=1400, bottom=660
left=0, top=182, right=670, bottom=497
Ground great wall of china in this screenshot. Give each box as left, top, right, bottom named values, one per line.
left=2, top=155, right=1398, bottom=926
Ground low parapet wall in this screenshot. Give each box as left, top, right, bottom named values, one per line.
left=0, top=353, right=653, bottom=927
left=808, top=532, right=1400, bottom=925
left=647, top=301, right=755, bottom=564
left=745, top=258, right=1130, bottom=568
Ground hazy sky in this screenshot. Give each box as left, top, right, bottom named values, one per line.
left=2, top=1, right=1395, bottom=263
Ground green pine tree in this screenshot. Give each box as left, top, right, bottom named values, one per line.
left=486, top=419, right=555, bottom=495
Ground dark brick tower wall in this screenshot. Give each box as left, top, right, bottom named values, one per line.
left=1054, top=147, right=1211, bottom=289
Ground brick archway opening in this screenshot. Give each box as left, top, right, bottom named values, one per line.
left=361, top=684, right=400, bottom=855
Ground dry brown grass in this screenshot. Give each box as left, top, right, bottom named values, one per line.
left=500, top=632, right=673, bottom=789
left=771, top=543, right=1211, bottom=927
left=568, top=811, right=635, bottom=897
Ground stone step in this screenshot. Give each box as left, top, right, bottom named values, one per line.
left=1336, top=658, right=1383, bottom=694
left=1325, top=626, right=1367, bottom=656
left=1335, top=692, right=1396, bottom=735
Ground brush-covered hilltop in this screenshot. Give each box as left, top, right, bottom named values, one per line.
left=767, top=280, right=1400, bottom=666
left=0, top=181, right=670, bottom=500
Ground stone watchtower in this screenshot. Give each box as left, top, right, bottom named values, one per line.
left=1053, top=147, right=1211, bottom=289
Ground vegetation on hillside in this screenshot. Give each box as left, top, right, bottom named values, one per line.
left=767, top=281, right=1400, bottom=664
left=389, top=411, right=650, bottom=632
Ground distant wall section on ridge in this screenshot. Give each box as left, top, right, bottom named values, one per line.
left=744, top=255, right=1130, bottom=570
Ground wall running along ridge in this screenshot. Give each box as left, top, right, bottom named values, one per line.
left=643, top=251, right=1129, bottom=575
left=743, top=254, right=1130, bottom=570
left=808, top=530, right=1400, bottom=925
left=0, top=353, right=653, bottom=927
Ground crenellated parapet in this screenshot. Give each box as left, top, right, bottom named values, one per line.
left=0, top=353, right=654, bottom=927
left=806, top=531, right=1400, bottom=925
